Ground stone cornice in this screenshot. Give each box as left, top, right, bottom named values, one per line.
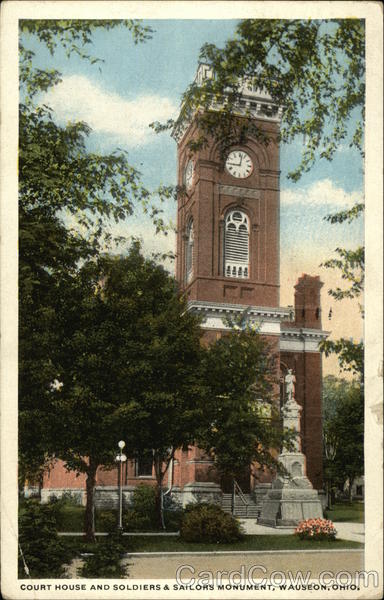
left=281, top=327, right=330, bottom=341
left=187, top=302, right=330, bottom=349
left=188, top=300, right=291, bottom=322
left=280, top=327, right=330, bottom=353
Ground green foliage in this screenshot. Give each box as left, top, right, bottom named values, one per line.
left=127, top=533, right=360, bottom=552
left=197, top=321, right=292, bottom=478
left=18, top=20, right=170, bottom=485
left=322, top=376, right=364, bottom=497
left=321, top=247, right=364, bottom=302
left=153, top=19, right=365, bottom=181
left=320, top=339, right=363, bottom=378
left=96, top=511, right=117, bottom=533
left=123, top=512, right=153, bottom=533
left=79, top=531, right=127, bottom=578
left=52, top=245, right=204, bottom=468
left=47, top=494, right=85, bottom=532
left=49, top=491, right=83, bottom=506
left=320, top=234, right=364, bottom=377
left=18, top=500, right=72, bottom=578
left=20, top=20, right=152, bottom=61
left=320, top=195, right=364, bottom=377
left=18, top=19, right=181, bottom=541
left=180, top=504, right=244, bottom=544
left=163, top=509, right=184, bottom=532
left=324, top=501, right=364, bottom=523
left=121, top=485, right=184, bottom=532
left=21, top=244, right=205, bottom=539
left=325, top=203, right=365, bottom=225
left=123, top=485, right=157, bottom=531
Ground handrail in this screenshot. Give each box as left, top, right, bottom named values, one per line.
left=233, top=480, right=249, bottom=506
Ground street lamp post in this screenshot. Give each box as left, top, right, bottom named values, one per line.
left=115, top=440, right=127, bottom=530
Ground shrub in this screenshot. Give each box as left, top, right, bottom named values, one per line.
left=96, top=510, right=117, bottom=533
left=79, top=531, right=127, bottom=578
left=180, top=503, right=244, bottom=543
left=49, top=491, right=82, bottom=506
left=123, top=485, right=157, bottom=531
left=131, top=485, right=157, bottom=520
left=18, top=500, right=72, bottom=578
left=123, top=510, right=153, bottom=531
left=294, top=518, right=337, bottom=541
left=164, top=509, right=184, bottom=532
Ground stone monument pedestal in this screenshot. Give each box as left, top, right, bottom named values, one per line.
left=258, top=459, right=323, bottom=526
left=259, top=371, right=323, bottom=527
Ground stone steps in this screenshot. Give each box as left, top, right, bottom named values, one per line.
left=221, top=493, right=263, bottom=519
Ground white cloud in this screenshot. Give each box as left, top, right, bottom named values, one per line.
left=128, top=222, right=176, bottom=261
left=100, top=217, right=176, bottom=272
left=281, top=179, right=363, bottom=208
left=41, top=75, right=178, bottom=145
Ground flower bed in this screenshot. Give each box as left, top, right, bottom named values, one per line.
left=294, top=518, right=337, bottom=541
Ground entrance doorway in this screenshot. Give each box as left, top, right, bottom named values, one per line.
left=221, top=467, right=251, bottom=494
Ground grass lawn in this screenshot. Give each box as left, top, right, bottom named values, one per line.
left=126, top=535, right=362, bottom=552
left=63, top=534, right=362, bottom=555
left=26, top=500, right=364, bottom=532
left=56, top=506, right=180, bottom=532
left=324, top=502, right=364, bottom=523
left=57, top=505, right=85, bottom=531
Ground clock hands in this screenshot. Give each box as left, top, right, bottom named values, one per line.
left=226, top=151, right=252, bottom=177
left=227, top=154, right=242, bottom=167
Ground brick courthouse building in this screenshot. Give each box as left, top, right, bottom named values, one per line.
left=40, top=65, right=328, bottom=511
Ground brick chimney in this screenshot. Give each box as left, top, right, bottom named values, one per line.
left=294, top=274, right=323, bottom=329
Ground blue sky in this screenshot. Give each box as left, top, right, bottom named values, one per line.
left=22, top=20, right=364, bottom=371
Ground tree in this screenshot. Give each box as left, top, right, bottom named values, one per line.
left=99, top=249, right=206, bottom=531
left=152, top=18, right=366, bottom=376
left=197, top=318, right=293, bottom=487
left=322, top=375, right=364, bottom=505
left=18, top=20, right=172, bottom=484
left=29, top=245, right=205, bottom=540
left=320, top=204, right=364, bottom=379
left=153, top=19, right=364, bottom=181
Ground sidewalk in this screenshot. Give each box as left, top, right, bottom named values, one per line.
left=59, top=522, right=364, bottom=543
left=62, top=522, right=364, bottom=579
left=238, top=520, right=365, bottom=543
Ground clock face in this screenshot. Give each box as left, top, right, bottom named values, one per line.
left=225, top=150, right=253, bottom=179
left=184, top=159, right=194, bottom=189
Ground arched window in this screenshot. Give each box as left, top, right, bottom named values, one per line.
left=185, top=220, right=194, bottom=283
left=224, top=210, right=249, bottom=278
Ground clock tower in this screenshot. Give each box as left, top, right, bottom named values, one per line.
left=171, top=64, right=292, bottom=497
left=174, top=65, right=282, bottom=311
left=171, top=64, right=328, bottom=499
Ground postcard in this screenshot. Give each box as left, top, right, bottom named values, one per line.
left=1, top=1, right=382, bottom=599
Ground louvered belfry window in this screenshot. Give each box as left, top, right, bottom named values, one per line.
left=224, top=210, right=249, bottom=278
left=186, top=220, right=194, bottom=282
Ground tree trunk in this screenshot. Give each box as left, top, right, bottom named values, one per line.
left=154, top=483, right=163, bottom=530
left=84, top=461, right=98, bottom=542
left=348, top=477, right=354, bottom=503
left=38, top=472, right=43, bottom=501
left=153, top=455, right=165, bottom=530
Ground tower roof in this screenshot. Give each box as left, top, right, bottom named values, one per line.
left=172, top=63, right=283, bottom=143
